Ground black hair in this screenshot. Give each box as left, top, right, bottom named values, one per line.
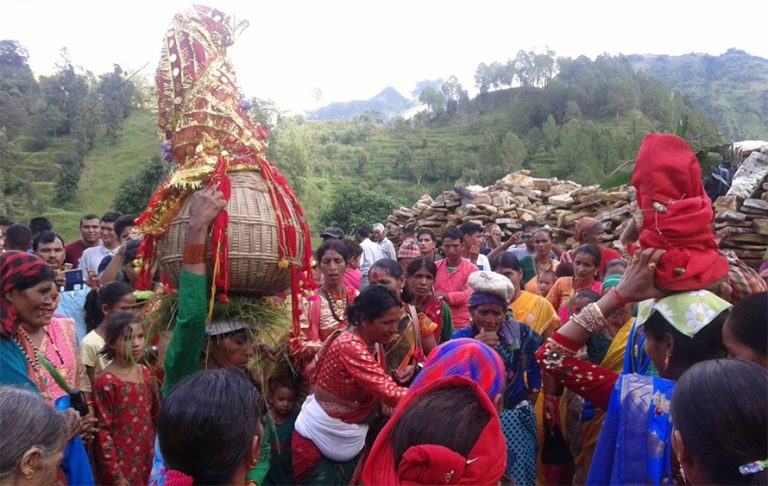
left=347, top=285, right=401, bottom=327
left=671, top=359, right=768, bottom=485
left=605, top=259, right=627, bottom=272
left=317, top=239, right=351, bottom=264
left=556, top=262, right=574, bottom=277
left=532, top=227, right=553, bottom=240
left=11, top=262, right=56, bottom=292
left=268, top=374, right=298, bottom=396
left=80, top=214, right=100, bottom=227
left=29, top=217, right=52, bottom=236
left=402, top=226, right=415, bottom=236
left=459, top=222, right=483, bottom=238
left=99, top=311, right=140, bottom=360
left=390, top=385, right=490, bottom=471
left=370, top=258, right=403, bottom=280
left=32, top=231, right=64, bottom=252
left=84, top=281, right=135, bottom=332
left=405, top=257, right=437, bottom=278
left=0, top=217, right=12, bottom=226
left=343, top=238, right=363, bottom=258
left=4, top=224, right=32, bottom=251
left=416, top=228, right=436, bottom=242
left=122, top=238, right=141, bottom=265
left=726, top=292, right=768, bottom=358
left=442, top=229, right=464, bottom=242
left=573, top=244, right=602, bottom=268
left=644, top=308, right=728, bottom=375
left=521, top=220, right=540, bottom=231
left=539, top=269, right=558, bottom=280
left=574, top=289, right=601, bottom=308
left=114, top=215, right=136, bottom=239
left=491, top=252, right=521, bottom=272
left=159, top=369, right=262, bottom=485
left=357, top=227, right=372, bottom=238
left=101, top=211, right=122, bottom=224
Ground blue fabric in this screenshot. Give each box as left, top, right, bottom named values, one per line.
left=452, top=318, right=541, bottom=408
left=149, top=437, right=166, bottom=486
left=587, top=374, right=675, bottom=485
left=55, top=395, right=94, bottom=486
left=501, top=404, right=537, bottom=486
left=622, top=322, right=657, bottom=376
left=56, top=288, right=91, bottom=344
left=0, top=338, right=39, bottom=392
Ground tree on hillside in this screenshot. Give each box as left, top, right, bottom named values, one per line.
left=113, top=155, right=170, bottom=215
left=419, top=87, right=446, bottom=118
left=54, top=149, right=85, bottom=204
left=441, top=75, right=469, bottom=114
left=98, top=64, right=136, bottom=143
left=500, top=131, right=528, bottom=174
left=37, top=49, right=89, bottom=137
left=320, top=187, right=398, bottom=236
left=0, top=40, right=39, bottom=139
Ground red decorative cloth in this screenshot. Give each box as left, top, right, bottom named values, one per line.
left=0, top=252, right=47, bottom=337
left=362, top=376, right=507, bottom=486
left=631, top=134, right=728, bottom=291
left=163, top=470, right=194, bottom=486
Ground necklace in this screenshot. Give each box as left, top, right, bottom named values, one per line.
left=15, top=331, right=51, bottom=400
left=319, top=287, right=348, bottom=323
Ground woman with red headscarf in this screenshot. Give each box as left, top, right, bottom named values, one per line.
left=362, top=338, right=508, bottom=485
left=560, top=217, right=623, bottom=279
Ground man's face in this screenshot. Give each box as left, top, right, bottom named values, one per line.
left=119, top=225, right=139, bottom=244
left=36, top=239, right=66, bottom=268
left=418, top=234, right=435, bottom=254
left=80, top=218, right=101, bottom=245
left=101, top=222, right=117, bottom=247
left=464, top=232, right=484, bottom=251
left=442, top=238, right=462, bottom=261
left=373, top=229, right=384, bottom=242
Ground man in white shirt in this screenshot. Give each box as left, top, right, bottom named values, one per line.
left=79, top=211, right=122, bottom=279
left=357, top=227, right=384, bottom=289
left=459, top=222, right=491, bottom=271
left=372, top=223, right=396, bottom=261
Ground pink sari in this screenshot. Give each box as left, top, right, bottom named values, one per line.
left=39, top=317, right=80, bottom=402
left=557, top=281, right=603, bottom=325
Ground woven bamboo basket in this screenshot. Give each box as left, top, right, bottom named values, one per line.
left=159, top=170, right=306, bottom=295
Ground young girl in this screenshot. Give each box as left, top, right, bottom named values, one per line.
left=263, top=374, right=299, bottom=486
left=535, top=270, right=558, bottom=298
left=80, top=282, right=136, bottom=395
left=93, top=312, right=156, bottom=485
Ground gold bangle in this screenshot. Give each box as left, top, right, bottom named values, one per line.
left=572, top=303, right=606, bottom=333
left=183, top=244, right=206, bottom=264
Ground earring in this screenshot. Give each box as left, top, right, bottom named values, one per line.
left=664, top=352, right=671, bottom=371
left=23, top=469, right=34, bottom=479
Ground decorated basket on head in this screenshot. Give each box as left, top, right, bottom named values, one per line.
left=135, top=5, right=316, bottom=329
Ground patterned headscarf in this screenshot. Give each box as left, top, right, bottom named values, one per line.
left=410, top=338, right=505, bottom=401
left=575, top=217, right=602, bottom=243
left=634, top=290, right=732, bottom=338
left=0, top=252, right=48, bottom=337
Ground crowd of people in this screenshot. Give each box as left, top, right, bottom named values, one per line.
left=2, top=135, right=768, bottom=486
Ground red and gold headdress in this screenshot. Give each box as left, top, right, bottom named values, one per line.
left=136, top=5, right=315, bottom=330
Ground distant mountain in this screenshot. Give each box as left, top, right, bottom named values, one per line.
left=307, top=87, right=412, bottom=121
left=629, top=49, right=768, bottom=140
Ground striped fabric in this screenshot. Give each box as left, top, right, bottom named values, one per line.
left=410, top=337, right=505, bottom=400
left=0, top=251, right=47, bottom=336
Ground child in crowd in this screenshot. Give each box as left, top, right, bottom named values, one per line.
left=93, top=312, right=156, bottom=486
left=604, top=259, right=627, bottom=277
left=536, top=270, right=558, bottom=298
left=263, top=374, right=299, bottom=486
left=80, top=282, right=136, bottom=395
left=343, top=239, right=364, bottom=291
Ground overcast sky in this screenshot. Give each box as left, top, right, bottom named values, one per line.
left=3, top=0, right=767, bottom=113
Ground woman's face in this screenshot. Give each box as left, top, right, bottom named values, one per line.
left=320, top=249, right=347, bottom=286
left=360, top=307, right=401, bottom=345
left=583, top=227, right=604, bottom=246
left=406, top=267, right=435, bottom=298
left=495, top=266, right=521, bottom=292
left=537, top=274, right=556, bottom=297
left=369, top=267, right=405, bottom=298
left=102, top=293, right=137, bottom=319
left=470, top=304, right=506, bottom=333
left=115, top=322, right=146, bottom=362
left=7, top=280, right=57, bottom=330
left=122, top=261, right=137, bottom=286
left=28, top=440, right=66, bottom=486
left=418, top=234, right=436, bottom=255
left=644, top=332, right=673, bottom=379
left=573, top=252, right=596, bottom=281
left=532, top=231, right=553, bottom=258
left=210, top=331, right=254, bottom=370
left=722, top=318, right=767, bottom=368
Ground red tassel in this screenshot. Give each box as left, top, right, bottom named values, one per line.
left=209, top=157, right=232, bottom=301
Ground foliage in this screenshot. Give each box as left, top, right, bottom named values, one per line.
left=320, top=186, right=399, bottom=236
left=113, top=155, right=170, bottom=215
left=54, top=149, right=85, bottom=203
left=97, top=64, right=137, bottom=143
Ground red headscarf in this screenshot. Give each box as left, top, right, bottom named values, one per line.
left=574, top=217, right=601, bottom=243
left=631, top=134, right=729, bottom=291
left=362, top=376, right=506, bottom=486
left=0, top=252, right=48, bottom=337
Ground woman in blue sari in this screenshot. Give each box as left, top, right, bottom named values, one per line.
left=536, top=249, right=732, bottom=485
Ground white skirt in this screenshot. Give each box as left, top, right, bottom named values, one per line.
left=294, top=394, right=369, bottom=462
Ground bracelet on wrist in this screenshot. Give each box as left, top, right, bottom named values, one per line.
left=572, top=303, right=606, bottom=333
left=183, top=243, right=207, bottom=264
left=611, top=287, right=627, bottom=307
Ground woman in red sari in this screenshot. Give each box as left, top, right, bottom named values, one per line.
left=292, top=285, right=412, bottom=485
